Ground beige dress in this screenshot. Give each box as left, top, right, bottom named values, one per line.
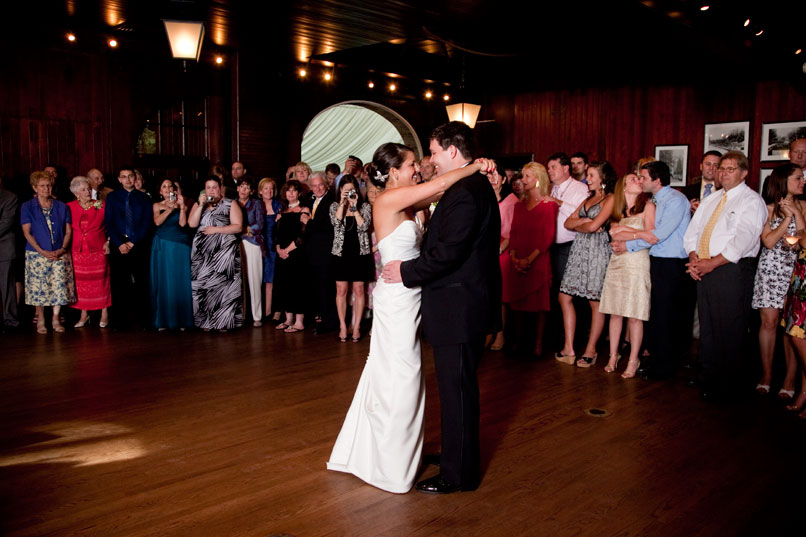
left=598, top=215, right=651, bottom=320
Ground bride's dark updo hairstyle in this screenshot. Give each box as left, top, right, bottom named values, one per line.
left=368, top=142, right=415, bottom=189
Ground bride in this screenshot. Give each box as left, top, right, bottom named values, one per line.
left=326, top=142, right=494, bottom=493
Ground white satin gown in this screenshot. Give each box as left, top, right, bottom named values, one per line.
left=326, top=220, right=425, bottom=493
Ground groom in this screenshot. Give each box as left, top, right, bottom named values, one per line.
left=383, top=121, right=501, bottom=493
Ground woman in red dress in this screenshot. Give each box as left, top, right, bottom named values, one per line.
left=67, top=176, right=111, bottom=327
left=500, top=162, right=558, bottom=356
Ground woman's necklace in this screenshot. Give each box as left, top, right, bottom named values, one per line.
left=288, top=201, right=300, bottom=209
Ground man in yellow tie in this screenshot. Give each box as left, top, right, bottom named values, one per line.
left=683, top=151, right=767, bottom=401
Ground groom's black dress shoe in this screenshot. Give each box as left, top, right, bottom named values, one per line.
left=415, top=474, right=461, bottom=494
left=422, top=453, right=440, bottom=466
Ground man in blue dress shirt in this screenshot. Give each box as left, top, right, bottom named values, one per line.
left=611, top=161, right=691, bottom=379
left=104, top=166, right=153, bottom=329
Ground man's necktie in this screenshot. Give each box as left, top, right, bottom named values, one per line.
left=124, top=193, right=134, bottom=240
left=697, top=193, right=727, bottom=259
left=703, top=183, right=713, bottom=199
left=312, top=197, right=321, bottom=218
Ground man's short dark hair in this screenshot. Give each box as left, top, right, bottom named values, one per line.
left=703, top=150, right=722, bottom=161
left=431, top=121, right=475, bottom=160
left=570, top=152, right=589, bottom=164
left=641, top=160, right=672, bottom=186
left=547, top=152, right=571, bottom=168
left=118, top=165, right=134, bottom=177
left=325, top=163, right=340, bottom=175
left=347, top=155, right=363, bottom=168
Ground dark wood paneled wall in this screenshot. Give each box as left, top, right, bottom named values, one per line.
left=478, top=81, right=806, bottom=189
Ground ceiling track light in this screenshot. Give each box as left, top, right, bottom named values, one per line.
left=743, top=18, right=750, bottom=27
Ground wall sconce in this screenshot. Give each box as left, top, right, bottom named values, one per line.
left=163, top=20, right=205, bottom=61
left=445, top=103, right=481, bottom=129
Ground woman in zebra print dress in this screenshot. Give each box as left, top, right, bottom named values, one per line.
left=188, top=176, right=244, bottom=332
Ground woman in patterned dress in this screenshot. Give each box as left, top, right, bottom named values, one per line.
left=66, top=176, right=111, bottom=328
left=756, top=163, right=805, bottom=399
left=188, top=176, right=243, bottom=332
left=20, top=170, right=76, bottom=333
left=556, top=161, right=618, bottom=367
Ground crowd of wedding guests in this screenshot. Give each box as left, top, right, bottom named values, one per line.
left=1, top=137, right=806, bottom=412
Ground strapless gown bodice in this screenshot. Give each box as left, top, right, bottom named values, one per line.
left=378, top=219, right=422, bottom=265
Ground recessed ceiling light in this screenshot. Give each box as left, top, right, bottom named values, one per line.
left=389, top=83, right=396, bottom=91
left=108, top=38, right=118, bottom=48
left=443, top=94, right=450, bottom=101
left=324, top=72, right=332, bottom=81
left=796, top=49, right=803, bottom=55
left=299, top=68, right=307, bottom=78
left=67, top=33, right=76, bottom=42
left=755, top=29, right=764, bottom=36
left=215, top=56, right=223, bottom=64
left=700, top=5, right=709, bottom=11
left=368, top=81, right=374, bottom=88
left=744, top=18, right=750, bottom=27
left=425, top=91, right=432, bottom=99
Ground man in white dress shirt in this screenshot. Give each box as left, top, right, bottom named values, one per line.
left=547, top=152, right=590, bottom=356
left=683, top=151, right=767, bottom=400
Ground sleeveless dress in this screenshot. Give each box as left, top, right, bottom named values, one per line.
left=598, top=214, right=651, bottom=320
left=782, top=249, right=806, bottom=338
left=191, top=199, right=243, bottom=330
left=753, top=216, right=798, bottom=310
left=559, top=200, right=612, bottom=300
left=327, top=220, right=425, bottom=493
left=151, top=210, right=194, bottom=330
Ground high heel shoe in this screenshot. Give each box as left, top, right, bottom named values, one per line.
left=621, top=357, right=641, bottom=379
left=604, top=353, right=622, bottom=373
left=99, top=320, right=109, bottom=328
left=74, top=317, right=90, bottom=328
left=786, top=391, right=806, bottom=412
left=52, top=317, right=65, bottom=333
left=576, top=353, right=598, bottom=368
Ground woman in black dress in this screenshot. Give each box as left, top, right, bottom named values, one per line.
left=330, top=175, right=374, bottom=342
left=273, top=179, right=310, bottom=333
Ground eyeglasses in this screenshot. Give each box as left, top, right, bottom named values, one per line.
left=717, top=166, right=739, bottom=173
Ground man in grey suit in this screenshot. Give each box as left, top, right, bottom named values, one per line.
left=0, top=177, right=20, bottom=331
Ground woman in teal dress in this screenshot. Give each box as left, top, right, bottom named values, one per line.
left=150, top=179, right=194, bottom=330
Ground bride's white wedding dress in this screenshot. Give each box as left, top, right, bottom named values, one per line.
left=326, top=220, right=425, bottom=493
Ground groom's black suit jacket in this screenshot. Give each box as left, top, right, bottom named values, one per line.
left=400, top=171, right=502, bottom=345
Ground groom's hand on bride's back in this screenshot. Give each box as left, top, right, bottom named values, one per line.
left=382, top=260, right=403, bottom=283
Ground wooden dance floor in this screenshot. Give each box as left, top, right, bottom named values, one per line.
left=1, top=324, right=803, bottom=536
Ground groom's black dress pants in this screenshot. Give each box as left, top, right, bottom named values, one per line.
left=433, top=337, right=483, bottom=489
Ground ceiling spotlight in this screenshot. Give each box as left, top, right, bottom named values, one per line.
left=368, top=81, right=375, bottom=89
left=425, top=90, right=432, bottom=99
left=743, top=18, right=750, bottom=27
left=443, top=94, right=450, bottom=102
left=699, top=5, right=709, bottom=11
left=797, top=49, right=803, bottom=55
left=108, top=38, right=118, bottom=48
left=215, top=56, right=223, bottom=64
left=389, top=83, right=396, bottom=91
left=755, top=29, right=764, bottom=36
left=67, top=33, right=76, bottom=42
left=299, top=68, right=307, bottom=78
left=324, top=72, right=332, bottom=81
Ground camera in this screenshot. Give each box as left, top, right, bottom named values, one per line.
left=347, top=190, right=357, bottom=200
left=207, top=195, right=214, bottom=203
left=169, top=192, right=177, bottom=202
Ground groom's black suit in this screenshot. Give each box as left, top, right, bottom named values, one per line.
left=400, top=169, right=501, bottom=489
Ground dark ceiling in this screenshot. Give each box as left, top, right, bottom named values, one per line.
left=7, top=0, right=806, bottom=96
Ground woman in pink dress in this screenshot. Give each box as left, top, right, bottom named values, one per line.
left=500, top=162, right=558, bottom=356
left=67, top=176, right=111, bottom=327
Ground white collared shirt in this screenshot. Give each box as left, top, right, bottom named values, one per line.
left=551, top=177, right=590, bottom=244
left=683, top=182, right=767, bottom=262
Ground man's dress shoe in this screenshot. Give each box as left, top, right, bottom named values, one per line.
left=415, top=474, right=461, bottom=494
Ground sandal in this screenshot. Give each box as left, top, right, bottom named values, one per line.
left=604, top=353, right=622, bottom=373
left=275, top=323, right=289, bottom=330
left=778, top=388, right=795, bottom=401
left=284, top=326, right=303, bottom=333
left=555, top=352, right=576, bottom=365
left=36, top=321, right=47, bottom=334
left=621, top=357, right=641, bottom=379
left=351, top=334, right=362, bottom=343
left=577, top=354, right=598, bottom=368
left=786, top=391, right=806, bottom=412
left=755, top=383, right=771, bottom=395
left=52, top=317, right=65, bottom=333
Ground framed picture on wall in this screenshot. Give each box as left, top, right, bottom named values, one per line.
left=759, top=168, right=773, bottom=195
left=761, top=120, right=806, bottom=161
left=654, top=144, right=688, bottom=187
left=703, top=121, right=750, bottom=155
